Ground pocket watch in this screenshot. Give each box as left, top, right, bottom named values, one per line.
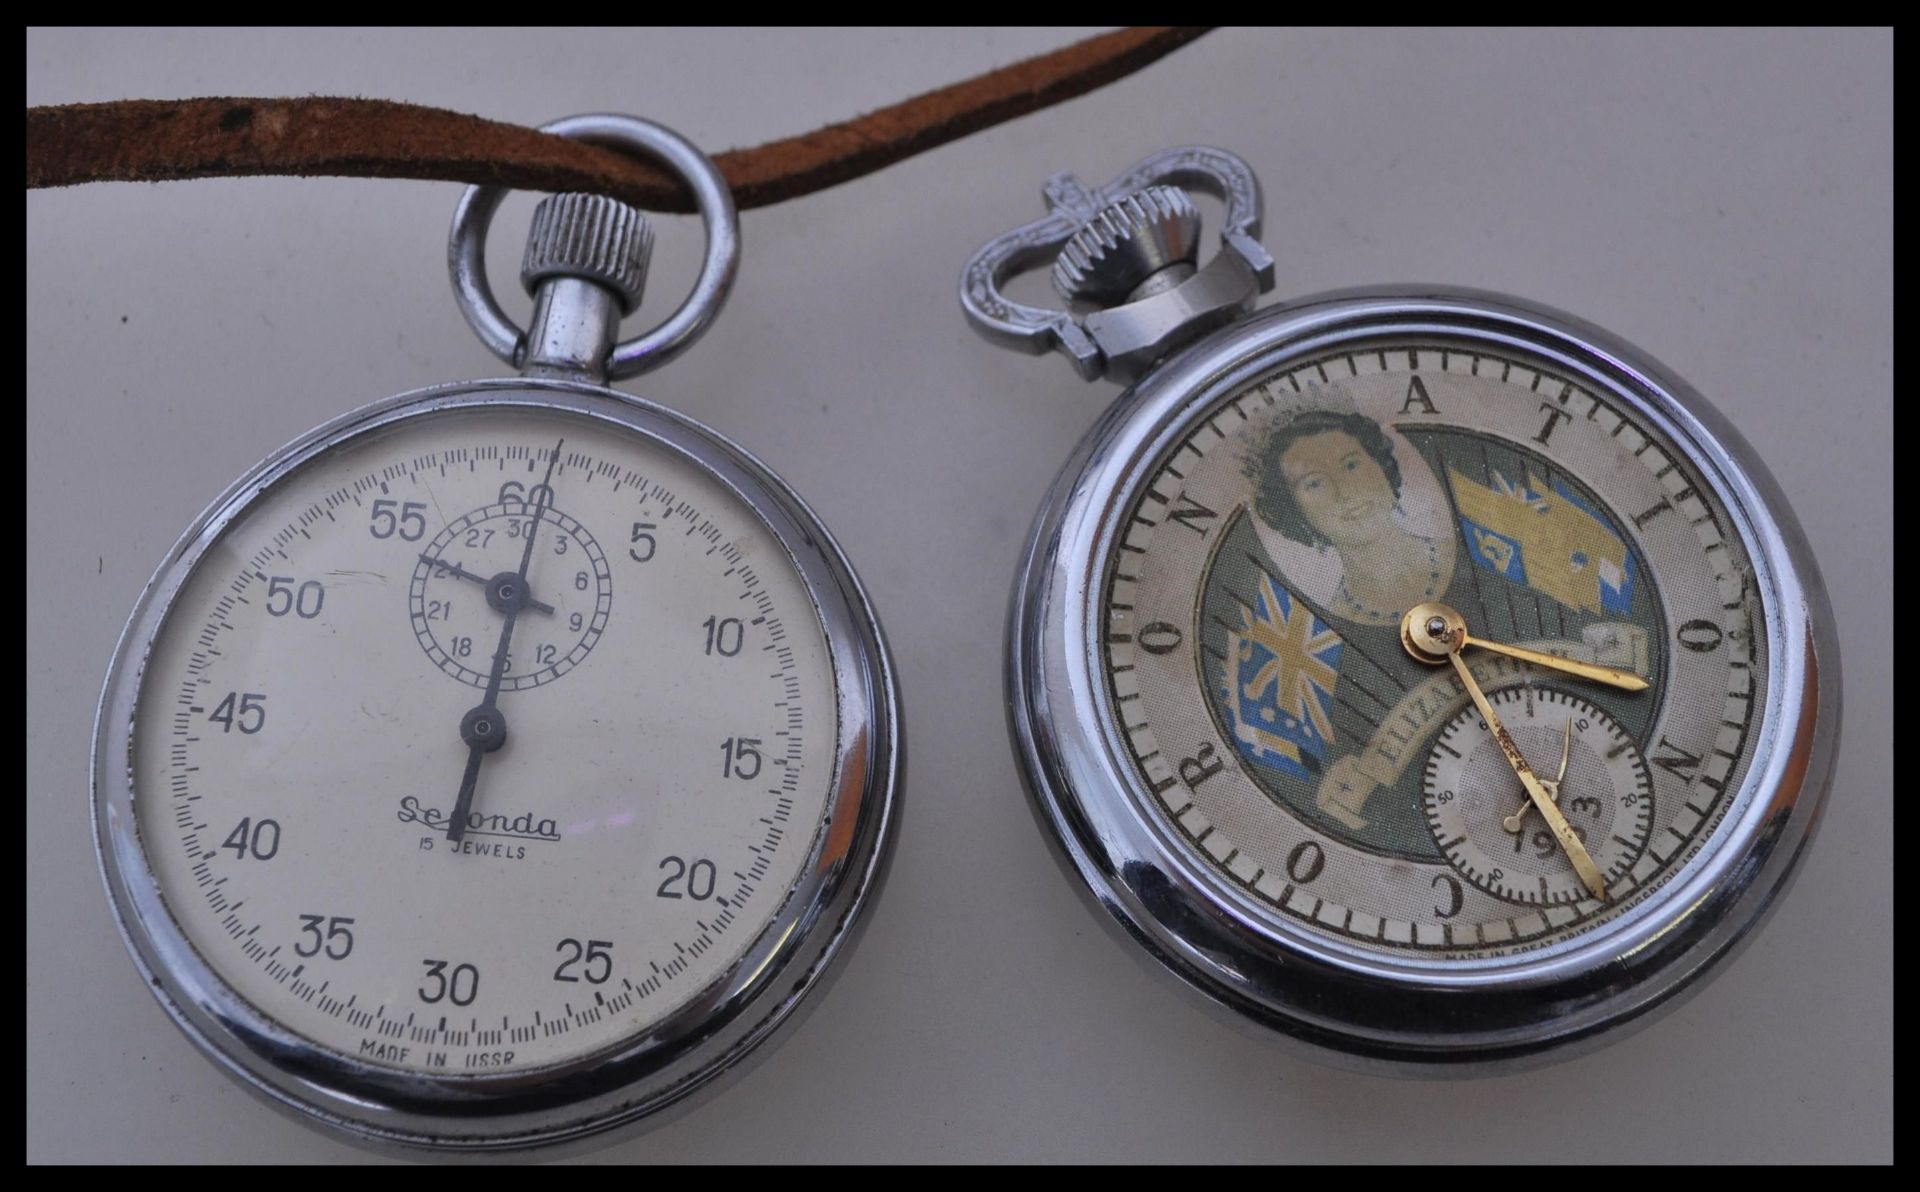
left=92, top=115, right=901, bottom=1151
left=960, top=145, right=1838, bottom=1069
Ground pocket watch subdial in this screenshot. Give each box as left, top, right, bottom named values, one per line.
left=1423, top=687, right=1652, bottom=905
left=410, top=501, right=612, bottom=690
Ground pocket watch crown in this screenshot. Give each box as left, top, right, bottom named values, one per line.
left=1051, top=185, right=1201, bottom=305
left=521, top=193, right=654, bottom=315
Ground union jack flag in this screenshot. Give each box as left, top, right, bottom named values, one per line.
left=1222, top=574, right=1344, bottom=780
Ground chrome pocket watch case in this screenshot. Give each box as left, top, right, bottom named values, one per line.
left=962, top=145, right=1839, bottom=1070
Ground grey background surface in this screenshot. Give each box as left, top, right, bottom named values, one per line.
left=27, top=28, right=1890, bottom=1164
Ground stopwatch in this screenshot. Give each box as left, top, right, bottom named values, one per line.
left=960, top=145, right=1837, bottom=1069
left=92, top=115, right=900, bottom=1151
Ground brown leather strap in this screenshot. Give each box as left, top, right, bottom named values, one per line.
left=25, top=28, right=1209, bottom=213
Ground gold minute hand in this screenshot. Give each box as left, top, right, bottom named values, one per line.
left=1457, top=633, right=1648, bottom=692
left=1445, top=651, right=1608, bottom=901
left=1403, top=604, right=1610, bottom=902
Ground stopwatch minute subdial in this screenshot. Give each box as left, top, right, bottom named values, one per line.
left=409, top=490, right=614, bottom=694
left=418, top=552, right=558, bottom=616
left=1423, top=688, right=1654, bottom=906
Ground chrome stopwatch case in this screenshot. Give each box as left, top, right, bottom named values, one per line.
left=93, top=116, right=901, bottom=1152
left=961, top=146, right=1838, bottom=1070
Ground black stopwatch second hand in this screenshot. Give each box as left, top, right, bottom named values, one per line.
left=420, top=553, right=556, bottom=616
left=446, top=439, right=564, bottom=844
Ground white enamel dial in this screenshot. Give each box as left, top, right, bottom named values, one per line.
left=127, top=402, right=838, bottom=1076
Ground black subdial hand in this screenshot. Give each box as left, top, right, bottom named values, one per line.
left=419, top=552, right=557, bottom=615
left=446, top=439, right=564, bottom=843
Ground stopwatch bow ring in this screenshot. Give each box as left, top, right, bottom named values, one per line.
left=959, top=145, right=1276, bottom=383
left=448, top=113, right=741, bottom=384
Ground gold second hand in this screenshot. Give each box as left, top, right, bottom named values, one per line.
left=1504, top=716, right=1573, bottom=833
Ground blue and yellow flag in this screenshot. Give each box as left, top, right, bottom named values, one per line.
left=1450, top=468, right=1634, bottom=616
left=1222, top=574, right=1344, bottom=779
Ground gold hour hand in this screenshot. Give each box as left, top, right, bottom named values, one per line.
left=1403, top=604, right=1610, bottom=901
left=1459, top=634, right=1648, bottom=692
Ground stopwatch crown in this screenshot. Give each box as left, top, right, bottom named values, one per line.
left=521, top=192, right=653, bottom=315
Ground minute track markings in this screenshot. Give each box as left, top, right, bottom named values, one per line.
left=149, top=424, right=830, bottom=1074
